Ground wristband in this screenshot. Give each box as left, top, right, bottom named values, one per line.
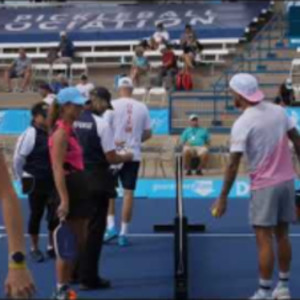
left=9, top=262, right=27, bottom=270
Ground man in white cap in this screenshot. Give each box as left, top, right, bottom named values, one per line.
left=180, top=114, right=210, bottom=176
left=104, top=77, right=152, bottom=247
left=212, top=73, right=300, bottom=299
left=56, top=31, right=74, bottom=67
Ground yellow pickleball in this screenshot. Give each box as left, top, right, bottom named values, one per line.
left=211, top=208, right=218, bottom=217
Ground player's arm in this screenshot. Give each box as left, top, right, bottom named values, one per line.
left=13, top=128, right=36, bottom=180
left=212, top=152, right=242, bottom=218
left=51, top=129, right=69, bottom=220
left=288, top=128, right=300, bottom=162
left=142, top=108, right=152, bottom=142
left=220, top=152, right=243, bottom=198
left=0, top=150, right=35, bottom=298
left=96, top=117, right=133, bottom=164
left=142, top=129, right=152, bottom=142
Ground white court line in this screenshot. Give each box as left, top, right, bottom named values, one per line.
left=1, top=233, right=300, bottom=239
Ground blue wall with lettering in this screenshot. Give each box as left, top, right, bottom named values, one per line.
left=0, top=1, right=270, bottom=42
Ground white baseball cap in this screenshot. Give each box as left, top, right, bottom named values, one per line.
left=229, top=73, right=264, bottom=103
left=118, top=77, right=133, bottom=89
left=285, top=78, right=293, bottom=90
left=60, top=31, right=67, bottom=37
left=189, top=114, right=198, bottom=121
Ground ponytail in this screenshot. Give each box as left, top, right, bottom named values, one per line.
left=47, top=100, right=61, bottom=133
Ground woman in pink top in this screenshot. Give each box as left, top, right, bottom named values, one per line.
left=48, top=87, right=90, bottom=300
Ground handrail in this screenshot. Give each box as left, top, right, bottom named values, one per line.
left=211, top=11, right=285, bottom=124
left=213, top=12, right=282, bottom=92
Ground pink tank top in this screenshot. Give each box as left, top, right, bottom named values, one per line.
left=49, top=119, right=84, bottom=172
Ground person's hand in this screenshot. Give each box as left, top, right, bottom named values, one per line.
left=5, top=267, right=35, bottom=299
left=115, top=141, right=125, bottom=148
left=57, top=201, right=69, bottom=221
left=123, top=151, right=134, bottom=162
left=211, top=196, right=227, bottom=218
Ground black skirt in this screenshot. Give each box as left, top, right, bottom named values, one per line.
left=55, top=171, right=92, bottom=219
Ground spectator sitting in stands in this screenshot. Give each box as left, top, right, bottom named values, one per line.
left=55, top=31, right=74, bottom=65
left=149, top=23, right=170, bottom=50
left=180, top=24, right=199, bottom=71
left=274, top=78, right=295, bottom=107
left=76, top=74, right=95, bottom=99
left=4, top=48, right=32, bottom=93
left=130, top=46, right=150, bottom=86
left=180, top=115, right=210, bottom=176
left=39, top=82, right=56, bottom=106
left=158, top=44, right=178, bottom=89
left=50, top=73, right=69, bottom=94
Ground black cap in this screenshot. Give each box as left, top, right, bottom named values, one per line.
left=90, top=87, right=112, bottom=109
left=31, top=102, right=49, bottom=118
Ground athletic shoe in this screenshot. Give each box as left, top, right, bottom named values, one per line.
left=185, top=170, right=192, bottom=176
left=52, top=286, right=77, bottom=300
left=79, top=277, right=111, bottom=291
left=118, top=235, right=129, bottom=247
left=30, top=249, right=45, bottom=263
left=104, top=228, right=118, bottom=243
left=250, top=289, right=272, bottom=300
left=272, top=285, right=291, bottom=300
left=47, top=247, right=56, bottom=259
left=196, top=169, right=203, bottom=176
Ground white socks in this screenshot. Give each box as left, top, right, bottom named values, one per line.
left=278, top=272, right=290, bottom=288
left=120, top=222, right=129, bottom=236
left=107, top=215, right=115, bottom=230
left=106, top=216, right=129, bottom=236
left=258, top=278, right=272, bottom=295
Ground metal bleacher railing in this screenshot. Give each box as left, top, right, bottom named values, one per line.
left=169, top=7, right=288, bottom=136
left=211, top=11, right=287, bottom=126
left=169, top=8, right=284, bottom=134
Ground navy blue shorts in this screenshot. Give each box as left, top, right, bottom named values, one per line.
left=118, top=162, right=140, bottom=191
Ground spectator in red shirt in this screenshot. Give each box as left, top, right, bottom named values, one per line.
left=158, top=44, right=178, bottom=89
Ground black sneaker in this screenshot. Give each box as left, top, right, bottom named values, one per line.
left=196, top=169, right=203, bottom=176
left=185, top=170, right=192, bottom=176
left=47, top=247, right=56, bottom=259
left=30, top=249, right=45, bottom=263
left=79, top=277, right=111, bottom=291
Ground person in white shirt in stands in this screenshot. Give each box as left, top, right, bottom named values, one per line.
left=104, top=77, right=152, bottom=247
left=76, top=74, right=95, bottom=99
left=39, top=82, right=56, bottom=106
left=149, top=23, right=170, bottom=50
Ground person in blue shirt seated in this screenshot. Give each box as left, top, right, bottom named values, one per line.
left=56, top=31, right=74, bottom=64
left=180, top=114, right=210, bottom=176
left=130, top=46, right=149, bottom=86
left=50, top=73, right=69, bottom=94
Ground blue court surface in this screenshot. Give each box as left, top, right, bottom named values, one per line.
left=1, top=197, right=300, bottom=299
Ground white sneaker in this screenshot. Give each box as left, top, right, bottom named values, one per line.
left=272, top=285, right=291, bottom=300
left=250, top=289, right=273, bottom=300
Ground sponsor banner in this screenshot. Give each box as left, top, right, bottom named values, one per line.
left=16, top=178, right=300, bottom=200
left=150, top=109, right=169, bottom=135
left=0, top=1, right=270, bottom=42
left=0, top=110, right=30, bottom=135
left=0, top=109, right=167, bottom=135
left=286, top=107, right=300, bottom=132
